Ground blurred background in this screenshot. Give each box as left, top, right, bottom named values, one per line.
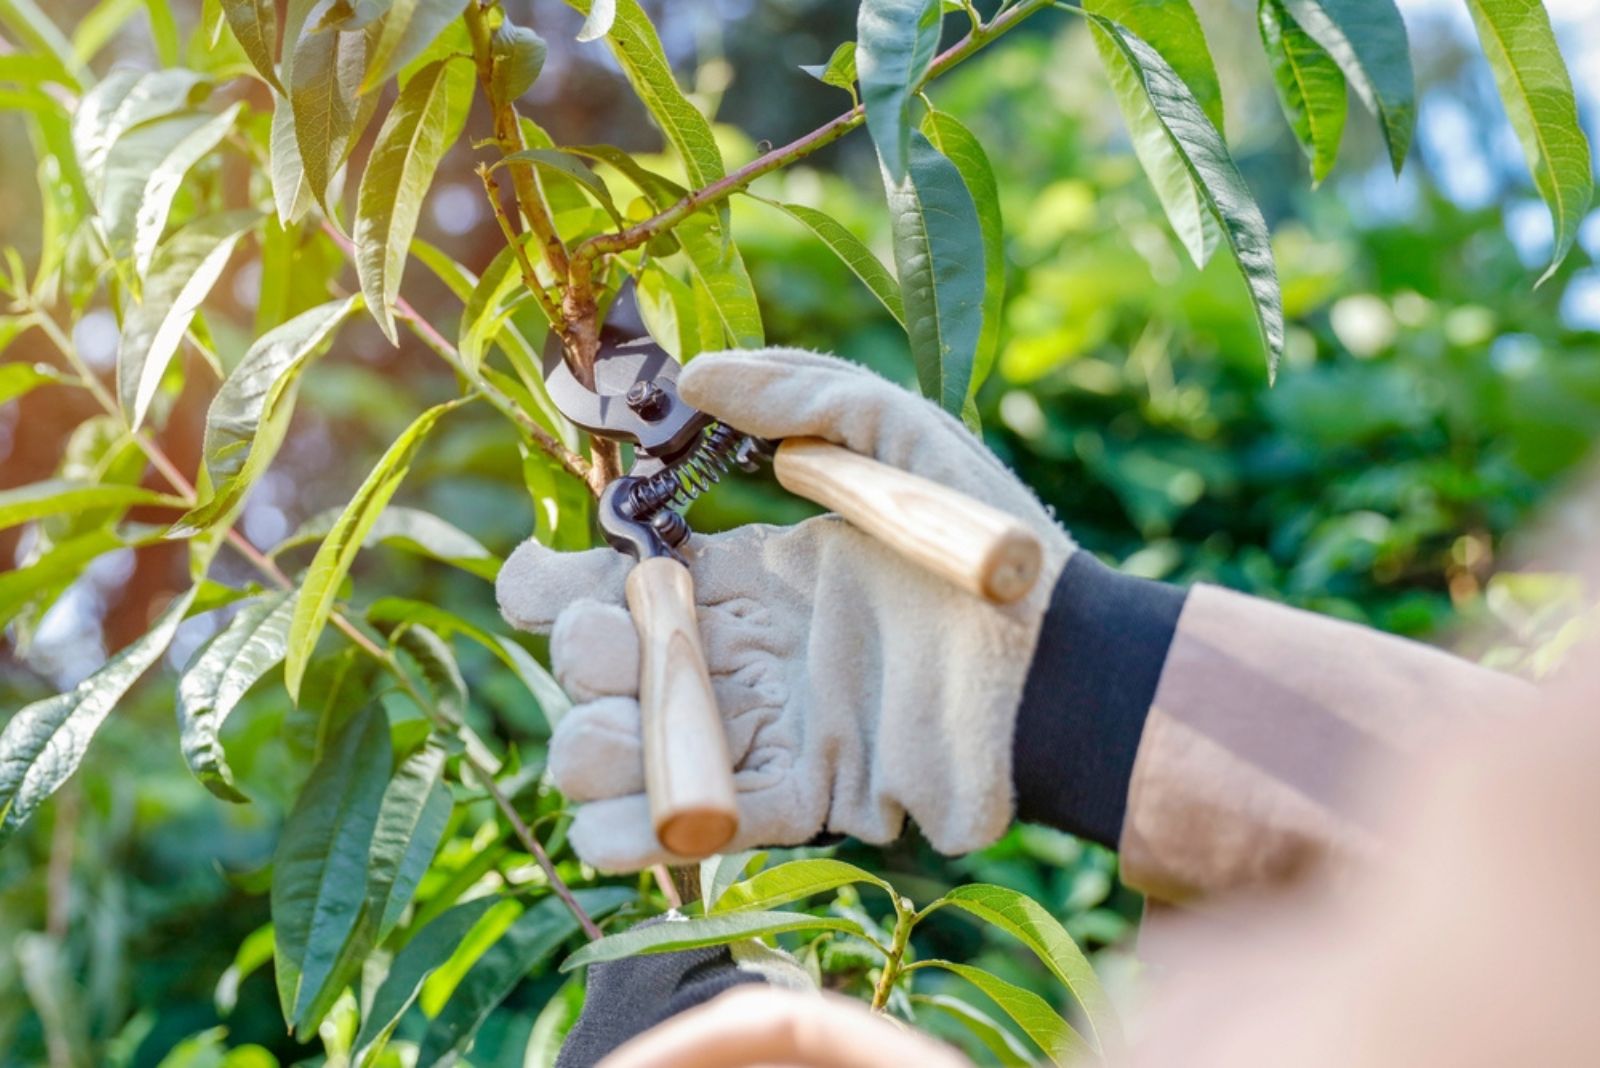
left=2, top=0, right=1598, bottom=1064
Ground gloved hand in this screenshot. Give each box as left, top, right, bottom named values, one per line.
left=497, top=349, right=1075, bottom=871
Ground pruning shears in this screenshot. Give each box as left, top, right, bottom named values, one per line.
left=543, top=325, right=1043, bottom=859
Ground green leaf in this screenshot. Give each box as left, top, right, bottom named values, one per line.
left=96, top=102, right=241, bottom=275
left=0, top=480, right=182, bottom=530
left=270, top=95, right=313, bottom=225
left=760, top=199, right=904, bottom=327
left=1084, top=0, right=1224, bottom=132
left=1088, top=15, right=1285, bottom=379
left=0, top=527, right=145, bottom=631
left=911, top=993, right=1034, bottom=1066
left=698, top=851, right=765, bottom=911
left=176, top=297, right=358, bottom=534
left=494, top=149, right=622, bottom=223
left=576, top=0, right=615, bottom=42
left=801, top=40, right=857, bottom=100
left=490, top=20, right=548, bottom=102
left=857, top=0, right=942, bottom=183
left=0, top=361, right=60, bottom=406
left=0, top=586, right=198, bottom=845
left=1463, top=0, right=1594, bottom=283
left=1258, top=0, right=1347, bottom=185
left=177, top=591, right=297, bottom=802
left=355, top=58, right=463, bottom=343
left=351, top=897, right=499, bottom=1065
left=118, top=210, right=258, bottom=429
left=216, top=923, right=276, bottom=1016
left=277, top=505, right=500, bottom=580
left=934, top=883, right=1120, bottom=1056
left=271, top=704, right=392, bottom=1034
left=712, top=859, right=892, bottom=914
left=672, top=211, right=765, bottom=347
left=390, top=624, right=467, bottom=726
left=561, top=911, right=866, bottom=972
left=563, top=0, right=726, bottom=212
left=886, top=131, right=984, bottom=414
left=73, top=0, right=144, bottom=66
left=1281, top=0, right=1414, bottom=174
left=916, top=961, right=1091, bottom=1063
left=284, top=397, right=469, bottom=699
left=221, top=0, right=282, bottom=91
left=289, top=24, right=365, bottom=217
left=144, top=0, right=180, bottom=65
left=920, top=110, right=1002, bottom=399
left=458, top=235, right=538, bottom=372
left=367, top=740, right=451, bottom=938
left=416, top=888, right=635, bottom=1067
left=362, top=0, right=463, bottom=93
left=72, top=69, right=210, bottom=195
left=0, top=0, right=87, bottom=90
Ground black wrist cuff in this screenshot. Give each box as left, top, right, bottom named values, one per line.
left=1012, top=552, right=1188, bottom=849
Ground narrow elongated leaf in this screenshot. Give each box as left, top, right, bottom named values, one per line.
left=144, top=0, right=179, bottom=64
left=857, top=0, right=942, bottom=183
left=1281, top=0, right=1414, bottom=173
left=284, top=397, right=469, bottom=699
left=390, top=624, right=466, bottom=726
left=272, top=704, right=392, bottom=1034
left=356, top=58, right=461, bottom=342
left=921, top=110, right=1002, bottom=398
left=0, top=480, right=181, bottom=530
left=73, top=0, right=144, bottom=66
left=1463, top=0, right=1593, bottom=283
left=96, top=103, right=238, bottom=271
left=761, top=199, right=904, bottom=327
left=0, top=586, right=198, bottom=845
left=458, top=236, right=534, bottom=373
left=698, top=851, right=764, bottom=911
left=368, top=741, right=450, bottom=938
left=802, top=40, right=858, bottom=99
left=0, top=0, right=87, bottom=89
left=290, top=24, right=364, bottom=216
left=561, top=911, right=866, bottom=972
left=576, top=0, right=614, bottom=42
left=0, top=362, right=61, bottom=406
left=1089, top=16, right=1284, bottom=379
left=270, top=95, right=313, bottom=224
left=276, top=505, right=499, bottom=580
left=911, top=993, right=1033, bottom=1066
left=494, top=149, right=622, bottom=223
left=934, top=883, right=1120, bottom=1055
left=175, top=297, right=358, bottom=534
left=118, top=210, right=258, bottom=429
left=1084, top=0, right=1224, bottom=132
left=221, top=0, right=282, bottom=91
left=886, top=131, right=984, bottom=414
left=1258, top=0, right=1346, bottom=185
left=73, top=69, right=209, bottom=195
left=177, top=591, right=297, bottom=802
left=490, top=20, right=548, bottom=102
left=918, top=961, right=1091, bottom=1063
left=675, top=210, right=765, bottom=347
left=1091, top=20, right=1220, bottom=267
left=351, top=896, right=499, bottom=1064
left=362, top=0, right=461, bottom=91
left=563, top=0, right=726, bottom=211
left=713, top=859, right=892, bottom=914
left=416, top=888, right=635, bottom=1067
left=0, top=527, right=138, bottom=630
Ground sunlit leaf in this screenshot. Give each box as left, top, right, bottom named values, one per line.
left=290, top=23, right=365, bottom=217
left=561, top=911, right=866, bottom=972
left=915, top=960, right=1090, bottom=1063
left=576, top=0, right=615, bottom=42
left=1083, top=0, right=1224, bottom=133
left=0, top=480, right=183, bottom=531
left=933, top=883, right=1121, bottom=1056
left=0, top=0, right=86, bottom=90
left=415, top=889, right=635, bottom=1068
left=698, top=851, right=765, bottom=911
left=712, top=859, right=892, bottom=914
left=390, top=624, right=466, bottom=726
left=276, top=505, right=500, bottom=580
left=459, top=235, right=537, bottom=373
left=355, top=58, right=465, bottom=342
left=284, top=396, right=471, bottom=699
left=367, top=740, right=450, bottom=939
left=801, top=40, right=858, bottom=100
left=886, top=131, right=984, bottom=414
left=362, top=0, right=463, bottom=93
left=759, top=198, right=904, bottom=327
left=177, top=591, right=297, bottom=802
left=0, top=361, right=61, bottom=406
left=73, top=0, right=145, bottom=66
left=493, top=150, right=622, bottom=224
left=1258, top=0, right=1347, bottom=185
left=911, top=992, right=1034, bottom=1066
left=1463, top=0, right=1594, bottom=283
left=858, top=0, right=941, bottom=186
left=221, top=0, right=282, bottom=91
left=0, top=586, right=198, bottom=846
left=490, top=19, right=548, bottom=102
left=270, top=95, right=313, bottom=225
left=1089, top=15, right=1284, bottom=379
left=921, top=110, right=1002, bottom=400
left=1281, top=0, right=1414, bottom=174
left=118, top=210, right=258, bottom=429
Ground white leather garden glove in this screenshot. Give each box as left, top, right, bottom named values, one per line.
left=497, top=349, right=1075, bottom=871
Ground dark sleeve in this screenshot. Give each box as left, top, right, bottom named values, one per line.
left=555, top=938, right=765, bottom=1068
left=1012, top=552, right=1189, bottom=848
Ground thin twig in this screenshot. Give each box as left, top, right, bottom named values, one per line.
left=477, top=165, right=567, bottom=327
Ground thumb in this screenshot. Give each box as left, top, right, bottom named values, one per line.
left=496, top=538, right=629, bottom=634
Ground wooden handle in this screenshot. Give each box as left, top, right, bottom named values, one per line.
left=773, top=437, right=1043, bottom=604
left=626, top=556, right=739, bottom=859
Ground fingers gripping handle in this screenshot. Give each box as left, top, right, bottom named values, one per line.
left=625, top=557, right=739, bottom=859
left=773, top=438, right=1044, bottom=604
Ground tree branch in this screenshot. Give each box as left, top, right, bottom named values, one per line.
left=574, top=0, right=1053, bottom=262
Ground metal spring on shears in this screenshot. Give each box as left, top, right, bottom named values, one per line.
left=621, top=423, right=766, bottom=548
